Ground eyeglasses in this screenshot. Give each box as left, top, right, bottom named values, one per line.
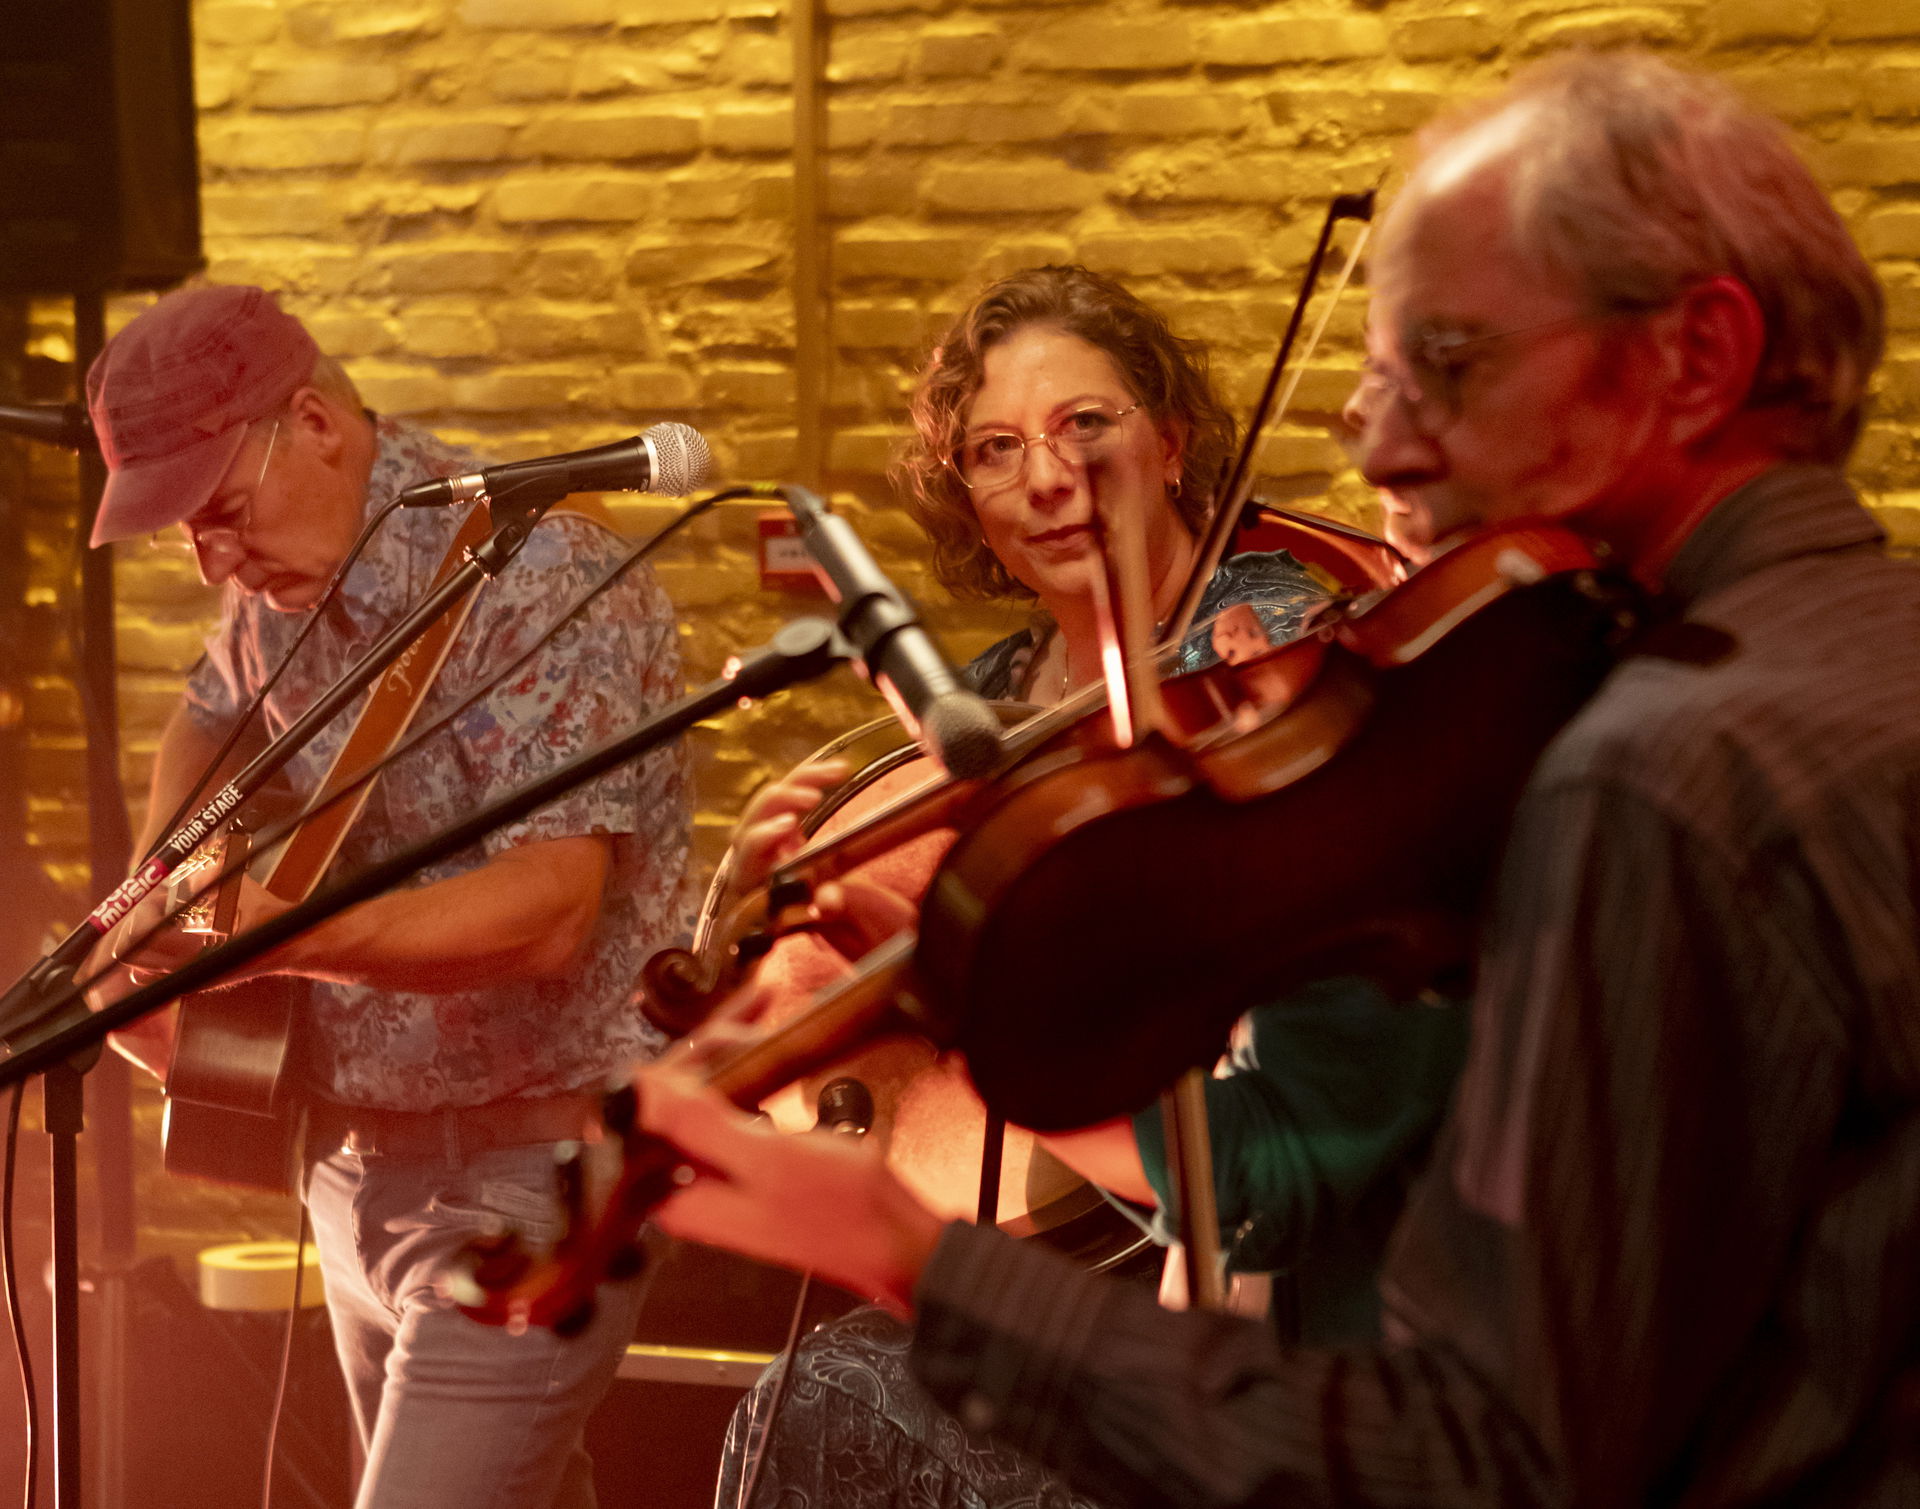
left=1349, top=316, right=1589, bottom=437
left=168, top=416, right=279, bottom=577
left=948, top=403, right=1142, bottom=492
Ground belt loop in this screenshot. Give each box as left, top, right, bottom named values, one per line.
left=442, top=1107, right=462, bottom=1168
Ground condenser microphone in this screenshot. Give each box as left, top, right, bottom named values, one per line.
left=783, top=487, right=1003, bottom=781
left=396, top=422, right=712, bottom=508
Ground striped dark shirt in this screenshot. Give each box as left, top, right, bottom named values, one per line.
left=909, top=466, right=1920, bottom=1508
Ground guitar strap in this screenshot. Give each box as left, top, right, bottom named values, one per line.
left=256, top=496, right=616, bottom=902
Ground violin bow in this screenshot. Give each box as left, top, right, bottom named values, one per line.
left=1162, top=189, right=1377, bottom=651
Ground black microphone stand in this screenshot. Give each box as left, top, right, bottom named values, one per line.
left=0, top=617, right=849, bottom=1085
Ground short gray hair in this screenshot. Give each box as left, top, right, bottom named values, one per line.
left=1406, top=52, right=1883, bottom=465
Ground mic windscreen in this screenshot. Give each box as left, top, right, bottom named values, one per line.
left=923, top=691, right=1003, bottom=780
left=644, top=422, right=712, bottom=495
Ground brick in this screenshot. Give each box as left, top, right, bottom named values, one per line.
left=613, top=365, right=700, bottom=411
left=1834, top=0, right=1920, bottom=41
left=201, top=122, right=367, bottom=171
left=302, top=313, right=395, bottom=359
left=1866, top=69, right=1920, bottom=118
left=368, top=118, right=516, bottom=166
left=616, top=0, right=726, bottom=19
left=569, top=47, right=673, bottom=95
left=825, top=0, right=943, bottom=14
left=971, top=234, right=1076, bottom=279
left=399, top=309, right=499, bottom=360
left=1018, top=18, right=1196, bottom=71
left=880, top=101, right=1069, bottom=148
left=704, top=364, right=793, bottom=409
left=1725, top=67, right=1858, bottom=122
left=488, top=60, right=575, bottom=100
left=1094, top=90, right=1252, bottom=138
left=1873, top=500, right=1920, bottom=551
left=494, top=175, right=654, bottom=223
left=375, top=247, right=521, bottom=295
left=1199, top=16, right=1387, bottom=66
left=712, top=431, right=790, bottom=480
left=922, top=163, right=1102, bottom=214
left=196, top=62, right=241, bottom=111
left=461, top=0, right=620, bottom=26
left=707, top=103, right=794, bottom=154
left=915, top=29, right=1002, bottom=77
left=253, top=63, right=402, bottom=110
left=452, top=368, right=587, bottom=411
left=829, top=427, right=903, bottom=473
left=528, top=245, right=618, bottom=297
left=826, top=35, right=909, bottom=85
left=1519, top=8, right=1689, bottom=53
left=1705, top=0, right=1821, bottom=45
left=727, top=34, right=794, bottom=87
left=837, top=231, right=983, bottom=281
left=1874, top=359, right=1920, bottom=414
left=349, top=182, right=486, bottom=223
left=1884, top=280, right=1920, bottom=331
left=197, top=1, right=282, bottom=46
left=625, top=241, right=782, bottom=284
left=1865, top=209, right=1920, bottom=259
left=495, top=306, right=648, bottom=357
left=205, top=247, right=360, bottom=296
left=516, top=112, right=702, bottom=159
left=1818, top=140, right=1920, bottom=190
left=1078, top=230, right=1259, bottom=277
left=1247, top=433, right=1344, bottom=479
left=828, top=165, right=924, bottom=218
left=1267, top=88, right=1442, bottom=141
left=200, top=186, right=344, bottom=236
left=833, top=300, right=929, bottom=347
left=827, top=104, right=882, bottom=150
left=326, top=4, right=439, bottom=41
left=1393, top=12, right=1499, bottom=61
left=1125, top=150, right=1302, bottom=206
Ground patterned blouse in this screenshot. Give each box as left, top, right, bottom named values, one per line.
left=184, top=416, right=693, bottom=1110
left=961, top=551, right=1329, bottom=699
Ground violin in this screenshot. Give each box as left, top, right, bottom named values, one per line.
left=641, top=500, right=1407, bottom=1033
left=448, top=516, right=1637, bottom=1332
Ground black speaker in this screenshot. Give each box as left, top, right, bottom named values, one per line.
left=0, top=0, right=203, bottom=295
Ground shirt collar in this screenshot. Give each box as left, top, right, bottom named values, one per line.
left=1661, top=464, right=1884, bottom=609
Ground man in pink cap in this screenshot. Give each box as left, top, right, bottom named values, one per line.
left=90, top=283, right=693, bottom=1509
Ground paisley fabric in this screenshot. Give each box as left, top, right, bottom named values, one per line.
left=716, top=1306, right=1099, bottom=1509
left=184, top=415, right=693, bottom=1109
left=960, top=550, right=1327, bottom=700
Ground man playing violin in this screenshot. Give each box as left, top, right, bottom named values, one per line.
left=635, top=52, right=1919, bottom=1508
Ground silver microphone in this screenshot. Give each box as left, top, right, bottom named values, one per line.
left=397, top=422, right=712, bottom=507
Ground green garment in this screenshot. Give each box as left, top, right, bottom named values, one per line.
left=1132, top=977, right=1468, bottom=1343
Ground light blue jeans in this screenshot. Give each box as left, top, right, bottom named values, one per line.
left=305, top=1141, right=643, bottom=1509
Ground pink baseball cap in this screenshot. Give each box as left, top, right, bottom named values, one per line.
left=86, top=284, right=318, bottom=546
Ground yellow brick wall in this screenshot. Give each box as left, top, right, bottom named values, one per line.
left=13, top=0, right=1920, bottom=1252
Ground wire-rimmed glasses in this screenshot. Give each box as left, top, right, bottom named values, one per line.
left=1348, top=317, right=1589, bottom=438
left=160, top=416, right=280, bottom=578
left=948, top=403, right=1142, bottom=492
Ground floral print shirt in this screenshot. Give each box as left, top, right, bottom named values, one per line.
left=185, top=416, right=692, bottom=1110
left=962, top=550, right=1329, bottom=699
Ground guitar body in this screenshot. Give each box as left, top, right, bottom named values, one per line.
left=163, top=973, right=309, bottom=1193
